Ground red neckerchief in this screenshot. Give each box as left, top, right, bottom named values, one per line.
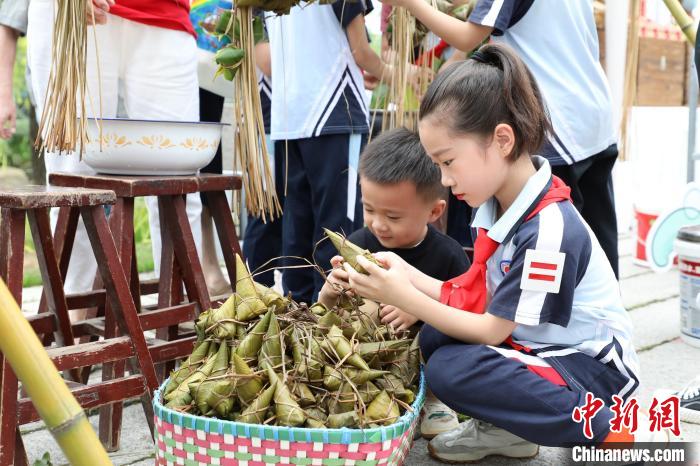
left=415, top=39, right=450, bottom=67
left=440, top=176, right=572, bottom=315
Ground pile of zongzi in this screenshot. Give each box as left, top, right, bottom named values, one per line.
left=162, top=248, right=419, bottom=429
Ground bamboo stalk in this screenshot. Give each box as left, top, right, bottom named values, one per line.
left=662, top=0, right=697, bottom=45
left=0, top=279, right=110, bottom=465
left=619, top=0, right=641, bottom=161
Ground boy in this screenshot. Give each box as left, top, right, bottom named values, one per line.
left=319, top=127, right=471, bottom=439
left=264, top=0, right=422, bottom=304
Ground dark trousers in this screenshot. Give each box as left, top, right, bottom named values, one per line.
left=419, top=325, right=631, bottom=446
left=242, top=139, right=286, bottom=287
left=552, top=145, right=619, bottom=278
left=280, top=133, right=365, bottom=303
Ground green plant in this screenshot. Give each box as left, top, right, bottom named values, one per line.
left=32, top=452, right=52, bottom=466
left=1, top=38, right=33, bottom=177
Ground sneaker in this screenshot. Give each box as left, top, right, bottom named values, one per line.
left=428, top=419, right=539, bottom=463
left=654, top=376, right=700, bottom=425
left=421, top=396, right=460, bottom=439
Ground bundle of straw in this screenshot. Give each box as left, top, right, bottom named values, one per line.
left=383, top=8, right=419, bottom=131
left=231, top=8, right=281, bottom=220
left=376, top=0, right=453, bottom=133
left=36, top=0, right=101, bottom=156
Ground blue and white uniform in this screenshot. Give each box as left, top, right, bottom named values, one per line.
left=264, top=1, right=371, bottom=302
left=468, top=0, right=621, bottom=279
left=421, top=157, right=638, bottom=446
left=469, top=0, right=615, bottom=166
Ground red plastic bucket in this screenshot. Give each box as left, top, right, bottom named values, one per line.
left=635, top=208, right=658, bottom=266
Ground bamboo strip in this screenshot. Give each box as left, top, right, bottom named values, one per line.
left=619, top=0, right=641, bottom=161
left=232, top=7, right=281, bottom=220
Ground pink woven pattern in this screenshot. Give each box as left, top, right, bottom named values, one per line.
left=154, top=416, right=416, bottom=465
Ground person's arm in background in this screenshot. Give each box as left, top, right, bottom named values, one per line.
left=254, top=42, right=271, bottom=79
left=382, top=0, right=492, bottom=52
left=0, top=23, right=18, bottom=139
left=345, top=12, right=396, bottom=86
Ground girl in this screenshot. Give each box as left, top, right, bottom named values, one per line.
left=341, top=44, right=665, bottom=463
left=377, top=0, right=621, bottom=279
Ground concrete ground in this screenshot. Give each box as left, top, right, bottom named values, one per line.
left=18, top=235, right=700, bottom=465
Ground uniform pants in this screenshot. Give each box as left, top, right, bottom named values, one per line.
left=552, top=145, right=619, bottom=278
left=280, top=133, right=365, bottom=303
left=243, top=138, right=286, bottom=287
left=419, top=324, right=639, bottom=446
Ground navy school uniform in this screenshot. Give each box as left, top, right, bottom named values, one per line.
left=265, top=0, right=373, bottom=303
left=421, top=156, right=639, bottom=446
left=243, top=72, right=287, bottom=287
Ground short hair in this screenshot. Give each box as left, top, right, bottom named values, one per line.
left=359, top=127, right=444, bottom=202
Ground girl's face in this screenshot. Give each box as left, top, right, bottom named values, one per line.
left=419, top=118, right=510, bottom=208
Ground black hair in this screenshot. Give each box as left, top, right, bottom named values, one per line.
left=359, top=127, right=444, bottom=202
left=419, top=43, right=552, bottom=161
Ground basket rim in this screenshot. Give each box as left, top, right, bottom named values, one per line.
left=154, top=370, right=425, bottom=445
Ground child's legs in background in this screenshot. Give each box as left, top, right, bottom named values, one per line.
left=281, top=133, right=364, bottom=303
left=243, top=139, right=286, bottom=287
left=551, top=145, right=619, bottom=278
left=419, top=324, right=615, bottom=446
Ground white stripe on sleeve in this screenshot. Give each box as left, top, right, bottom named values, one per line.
left=514, top=204, right=565, bottom=324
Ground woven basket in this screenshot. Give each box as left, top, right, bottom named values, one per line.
left=154, top=373, right=425, bottom=466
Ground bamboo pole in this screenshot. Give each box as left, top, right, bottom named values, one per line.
left=662, top=0, right=697, bottom=45
left=0, top=279, right=111, bottom=465
left=619, top=0, right=641, bottom=161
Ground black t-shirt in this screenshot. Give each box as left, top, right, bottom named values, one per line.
left=347, top=225, right=471, bottom=282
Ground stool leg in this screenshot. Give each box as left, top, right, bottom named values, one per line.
left=159, top=195, right=211, bottom=311
left=27, top=208, right=81, bottom=383
left=99, top=198, right=133, bottom=450
left=40, top=207, right=80, bottom=346
left=155, top=207, right=181, bottom=382
left=204, top=191, right=242, bottom=291
left=0, top=208, right=28, bottom=465
left=80, top=205, right=157, bottom=438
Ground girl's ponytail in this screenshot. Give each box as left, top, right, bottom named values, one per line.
left=419, top=43, right=552, bottom=161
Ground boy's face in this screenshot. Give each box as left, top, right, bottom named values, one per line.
left=360, top=178, right=445, bottom=249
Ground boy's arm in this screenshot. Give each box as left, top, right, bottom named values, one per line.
left=386, top=0, right=492, bottom=53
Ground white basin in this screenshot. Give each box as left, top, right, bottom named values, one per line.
left=82, top=118, right=225, bottom=176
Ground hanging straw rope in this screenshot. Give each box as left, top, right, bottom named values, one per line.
left=232, top=7, right=281, bottom=221
left=619, top=0, right=641, bottom=161
left=36, top=0, right=101, bottom=157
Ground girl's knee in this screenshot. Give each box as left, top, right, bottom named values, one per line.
left=419, top=325, right=461, bottom=361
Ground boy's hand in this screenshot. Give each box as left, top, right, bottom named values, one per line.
left=379, top=304, right=418, bottom=331
left=319, top=256, right=352, bottom=305
left=344, top=254, right=414, bottom=309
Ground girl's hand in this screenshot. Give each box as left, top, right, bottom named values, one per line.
left=379, top=304, right=418, bottom=331
left=372, top=251, right=421, bottom=286
left=344, top=254, right=415, bottom=308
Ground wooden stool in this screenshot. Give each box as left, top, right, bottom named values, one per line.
left=0, top=186, right=159, bottom=465
left=48, top=173, right=243, bottom=449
